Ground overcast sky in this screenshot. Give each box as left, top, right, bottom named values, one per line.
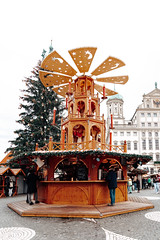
left=0, top=0, right=160, bottom=159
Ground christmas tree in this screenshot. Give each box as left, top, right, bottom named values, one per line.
left=6, top=48, right=65, bottom=156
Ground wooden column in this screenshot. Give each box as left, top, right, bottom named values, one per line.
left=61, top=127, right=65, bottom=150
left=124, top=140, right=127, bottom=153
left=109, top=132, right=112, bottom=151
left=0, top=176, right=5, bottom=198
left=48, top=157, right=55, bottom=181
left=13, top=177, right=18, bottom=196
left=49, top=136, right=53, bottom=151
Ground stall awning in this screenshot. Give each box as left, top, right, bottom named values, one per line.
left=128, top=168, right=149, bottom=175
left=154, top=161, right=160, bottom=165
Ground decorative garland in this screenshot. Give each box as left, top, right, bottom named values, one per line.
left=10, top=149, right=152, bottom=162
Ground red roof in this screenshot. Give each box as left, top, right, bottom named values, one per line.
left=0, top=152, right=13, bottom=164
left=0, top=167, right=25, bottom=176
left=0, top=167, right=12, bottom=175
left=10, top=168, right=25, bottom=176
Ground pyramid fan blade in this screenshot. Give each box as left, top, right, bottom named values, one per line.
left=53, top=83, right=74, bottom=97
left=39, top=70, right=72, bottom=87
left=69, top=47, right=97, bottom=73
left=96, top=75, right=128, bottom=84
left=94, top=83, right=118, bottom=96
left=91, top=56, right=125, bottom=76
left=41, top=51, right=77, bottom=76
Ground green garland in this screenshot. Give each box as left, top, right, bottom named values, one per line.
left=10, top=149, right=152, bottom=162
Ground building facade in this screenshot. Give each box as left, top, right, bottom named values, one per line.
left=106, top=83, right=160, bottom=174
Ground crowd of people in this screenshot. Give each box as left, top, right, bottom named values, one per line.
left=127, top=174, right=160, bottom=194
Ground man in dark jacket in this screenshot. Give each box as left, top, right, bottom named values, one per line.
left=26, top=169, right=39, bottom=205
left=106, top=165, right=117, bottom=206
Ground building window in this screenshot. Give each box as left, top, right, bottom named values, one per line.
left=148, top=123, right=151, bottom=127
left=155, top=139, right=159, bottom=150
left=141, top=123, right=145, bottom=127
left=147, top=113, right=151, bottom=117
left=113, top=132, right=117, bottom=136
left=149, top=153, right=153, bottom=160
left=142, top=132, right=145, bottom=137
left=113, top=141, right=118, bottom=145
left=142, top=139, right=146, bottom=150
left=155, top=132, right=159, bottom=137
left=154, top=122, right=158, bottom=127
left=141, top=113, right=145, bottom=117
left=114, top=121, right=118, bottom=125
left=149, top=139, right=153, bottom=150
left=156, top=154, right=160, bottom=161
left=120, top=132, right=124, bottom=136
left=133, top=132, right=137, bottom=136
left=148, top=132, right=152, bottom=137
left=120, top=141, right=124, bottom=146
left=127, top=132, right=131, bottom=136
left=153, top=113, right=157, bottom=117
left=147, top=104, right=150, bottom=108
left=127, top=142, right=131, bottom=150
left=134, top=142, right=138, bottom=150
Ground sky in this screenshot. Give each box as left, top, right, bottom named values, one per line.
left=0, top=0, right=160, bottom=159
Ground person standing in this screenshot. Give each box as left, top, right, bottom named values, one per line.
left=136, top=176, right=140, bottom=193
left=105, top=165, right=117, bottom=206
left=26, top=168, right=39, bottom=205
left=133, top=176, right=137, bottom=191
left=127, top=177, right=132, bottom=194
left=153, top=175, right=159, bottom=194
left=147, top=177, right=152, bottom=189
left=8, top=178, right=14, bottom=197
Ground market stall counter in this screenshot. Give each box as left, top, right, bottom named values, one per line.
left=38, top=179, right=128, bottom=205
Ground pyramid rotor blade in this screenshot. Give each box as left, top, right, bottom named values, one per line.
left=96, top=75, right=128, bottom=84
left=53, top=83, right=74, bottom=97
left=39, top=70, right=72, bottom=87
left=41, top=51, right=77, bottom=76
left=91, top=56, right=125, bottom=76
left=68, top=47, right=97, bottom=73
left=94, top=83, right=118, bottom=96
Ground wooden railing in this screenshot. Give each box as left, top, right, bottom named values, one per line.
left=63, top=114, right=104, bottom=122
left=36, top=139, right=127, bottom=153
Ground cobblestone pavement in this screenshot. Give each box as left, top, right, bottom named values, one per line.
left=0, top=188, right=160, bottom=240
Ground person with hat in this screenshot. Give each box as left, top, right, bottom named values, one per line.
left=105, top=165, right=117, bottom=206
